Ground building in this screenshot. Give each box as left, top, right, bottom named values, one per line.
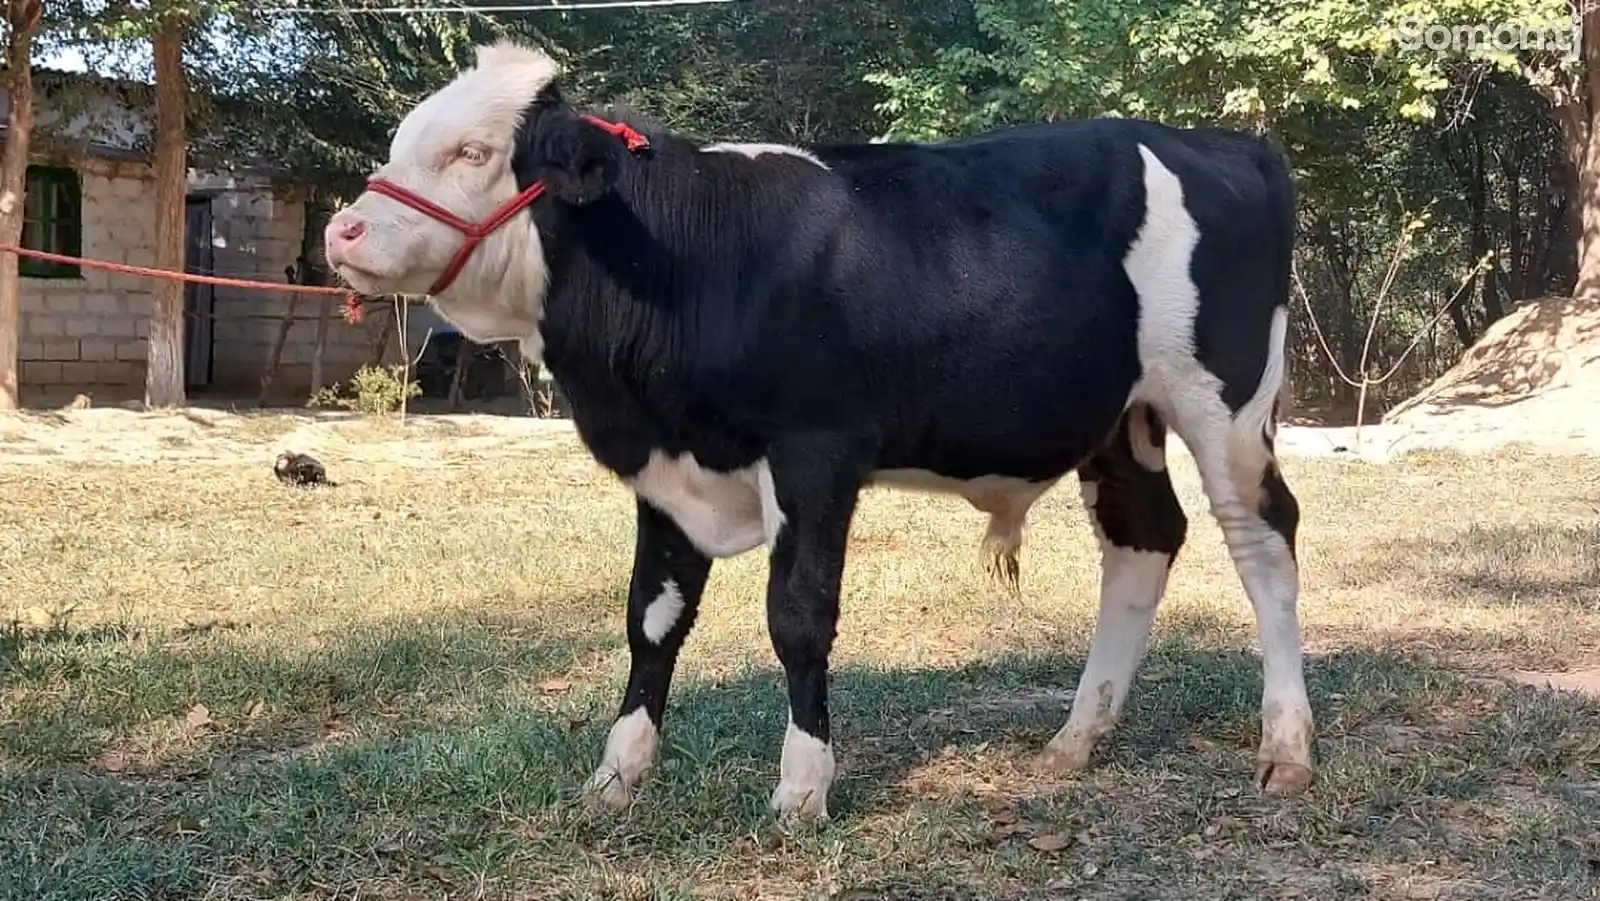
left=1, top=66, right=400, bottom=404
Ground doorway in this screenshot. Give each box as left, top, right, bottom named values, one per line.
left=183, top=196, right=215, bottom=390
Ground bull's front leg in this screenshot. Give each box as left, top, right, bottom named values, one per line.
left=762, top=444, right=863, bottom=824
left=581, top=498, right=712, bottom=811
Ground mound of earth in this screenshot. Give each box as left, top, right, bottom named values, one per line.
left=1368, top=294, right=1600, bottom=454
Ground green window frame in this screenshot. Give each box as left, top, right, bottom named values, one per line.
left=19, top=164, right=83, bottom=280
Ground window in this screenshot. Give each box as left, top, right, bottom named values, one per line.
left=19, top=165, right=82, bottom=279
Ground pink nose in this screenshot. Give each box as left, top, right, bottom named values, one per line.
left=323, top=216, right=367, bottom=261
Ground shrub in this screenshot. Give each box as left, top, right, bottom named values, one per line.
left=309, top=363, right=422, bottom=415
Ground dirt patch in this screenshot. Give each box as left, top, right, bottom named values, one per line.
left=1503, top=666, right=1600, bottom=699
left=1350, top=295, right=1600, bottom=458
left=1388, top=295, right=1600, bottom=418
left=0, top=405, right=580, bottom=469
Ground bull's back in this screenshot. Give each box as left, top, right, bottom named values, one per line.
left=803, top=118, right=1290, bottom=472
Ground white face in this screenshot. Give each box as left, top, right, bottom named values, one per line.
left=322, top=41, right=560, bottom=348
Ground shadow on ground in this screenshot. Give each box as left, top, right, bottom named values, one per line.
left=3, top=608, right=1599, bottom=900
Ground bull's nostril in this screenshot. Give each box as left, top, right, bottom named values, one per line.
left=326, top=217, right=366, bottom=248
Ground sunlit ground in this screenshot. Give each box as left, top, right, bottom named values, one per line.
left=2, top=412, right=1597, bottom=900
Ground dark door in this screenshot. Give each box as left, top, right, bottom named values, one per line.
left=183, top=197, right=215, bottom=389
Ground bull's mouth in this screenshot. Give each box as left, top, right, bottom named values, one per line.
left=331, top=263, right=390, bottom=296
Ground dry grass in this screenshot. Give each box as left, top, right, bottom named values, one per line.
left=2, top=412, right=1598, bottom=900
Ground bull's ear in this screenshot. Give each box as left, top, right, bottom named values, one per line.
left=515, top=105, right=622, bottom=205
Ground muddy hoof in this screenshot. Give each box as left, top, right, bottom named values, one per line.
left=1255, top=760, right=1315, bottom=795
left=1035, top=742, right=1093, bottom=776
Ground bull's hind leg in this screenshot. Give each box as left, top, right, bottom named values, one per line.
left=1166, top=316, right=1314, bottom=794
left=1040, top=404, right=1186, bottom=773
left=1117, top=141, right=1313, bottom=793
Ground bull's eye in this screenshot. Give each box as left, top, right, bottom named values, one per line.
left=458, top=144, right=490, bottom=166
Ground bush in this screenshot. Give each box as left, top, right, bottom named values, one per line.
left=309, top=363, right=422, bottom=415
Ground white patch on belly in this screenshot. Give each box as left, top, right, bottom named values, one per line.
left=641, top=578, right=684, bottom=644
left=869, top=468, right=1054, bottom=506
left=628, top=451, right=784, bottom=558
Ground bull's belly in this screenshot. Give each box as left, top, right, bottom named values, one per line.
left=626, top=450, right=1066, bottom=560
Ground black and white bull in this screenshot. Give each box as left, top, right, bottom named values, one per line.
left=322, top=41, right=1315, bottom=824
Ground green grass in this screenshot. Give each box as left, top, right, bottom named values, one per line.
left=2, top=416, right=1599, bottom=899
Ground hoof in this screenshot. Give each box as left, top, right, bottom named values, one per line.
left=579, top=768, right=635, bottom=813
left=1255, top=760, right=1315, bottom=795
left=769, top=782, right=830, bottom=825
left=1035, top=741, right=1093, bottom=776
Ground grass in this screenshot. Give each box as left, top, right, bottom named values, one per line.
left=1, top=416, right=1599, bottom=900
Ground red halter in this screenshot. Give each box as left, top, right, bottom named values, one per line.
left=363, top=115, right=650, bottom=297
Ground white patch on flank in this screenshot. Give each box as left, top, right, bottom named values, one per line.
left=1113, top=142, right=1313, bottom=780
left=322, top=40, right=563, bottom=364
left=641, top=578, right=685, bottom=644
left=702, top=142, right=830, bottom=169
left=628, top=451, right=784, bottom=559
left=768, top=715, right=836, bottom=822
left=581, top=707, right=659, bottom=810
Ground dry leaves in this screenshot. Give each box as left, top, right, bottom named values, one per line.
left=1026, top=833, right=1074, bottom=853
left=184, top=703, right=214, bottom=731
left=985, top=807, right=1082, bottom=856
left=732, top=826, right=788, bottom=858
left=536, top=678, right=571, bottom=695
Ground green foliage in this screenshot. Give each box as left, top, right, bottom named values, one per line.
left=24, top=0, right=1582, bottom=418
left=870, top=0, right=1577, bottom=138
left=310, top=363, right=422, bottom=416
left=864, top=0, right=1580, bottom=413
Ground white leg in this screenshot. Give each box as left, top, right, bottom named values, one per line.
left=769, top=712, right=836, bottom=822
left=1174, top=401, right=1314, bottom=792
left=581, top=707, right=659, bottom=810
left=1041, top=537, right=1174, bottom=772
left=1040, top=406, right=1188, bottom=773
left=1210, top=495, right=1313, bottom=791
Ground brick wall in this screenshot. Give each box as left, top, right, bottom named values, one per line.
left=18, top=157, right=154, bottom=396
left=16, top=163, right=390, bottom=402
left=202, top=187, right=385, bottom=397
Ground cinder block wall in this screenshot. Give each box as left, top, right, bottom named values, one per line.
left=17, top=162, right=391, bottom=402
left=18, top=157, right=153, bottom=394
left=204, top=189, right=381, bottom=397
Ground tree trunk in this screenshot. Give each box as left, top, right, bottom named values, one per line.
left=1552, top=14, right=1600, bottom=299
left=0, top=0, right=42, bottom=411
left=1502, top=145, right=1525, bottom=301
left=145, top=10, right=187, bottom=408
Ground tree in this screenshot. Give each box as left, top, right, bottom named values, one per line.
left=862, top=0, right=1585, bottom=417
left=44, top=0, right=283, bottom=407
left=0, top=0, right=43, bottom=411
left=144, top=0, right=185, bottom=407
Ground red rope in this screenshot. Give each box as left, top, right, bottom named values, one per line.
left=0, top=116, right=652, bottom=329
left=0, top=243, right=369, bottom=324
